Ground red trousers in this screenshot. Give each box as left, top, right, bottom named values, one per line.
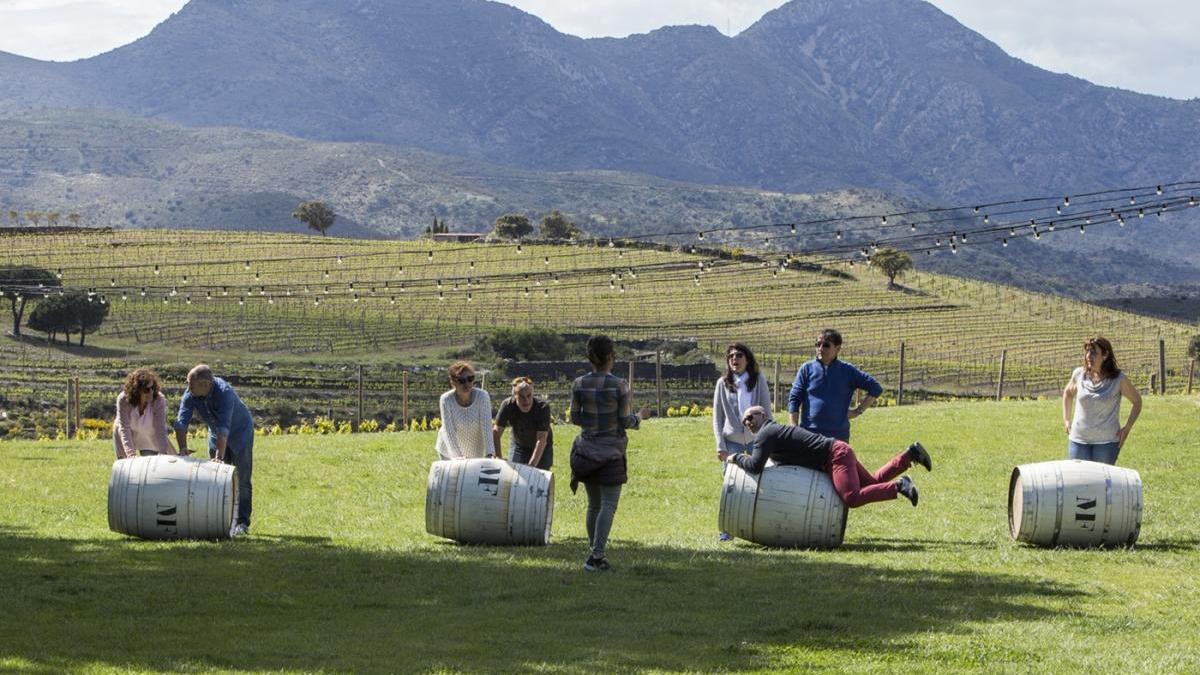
left=824, top=440, right=911, bottom=508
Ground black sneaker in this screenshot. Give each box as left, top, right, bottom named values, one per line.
left=907, top=442, right=932, bottom=472
left=583, top=556, right=612, bottom=572
left=895, top=476, right=919, bottom=507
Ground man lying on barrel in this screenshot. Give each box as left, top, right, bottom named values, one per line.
left=728, top=406, right=931, bottom=508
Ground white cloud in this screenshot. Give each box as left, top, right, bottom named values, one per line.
left=0, top=0, right=187, bottom=61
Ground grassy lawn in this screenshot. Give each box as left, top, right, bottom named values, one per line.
left=1, top=397, right=1197, bottom=673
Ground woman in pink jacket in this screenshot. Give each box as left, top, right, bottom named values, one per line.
left=112, top=368, right=177, bottom=459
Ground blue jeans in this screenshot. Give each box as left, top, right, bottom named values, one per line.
left=724, top=439, right=754, bottom=456
left=584, top=482, right=622, bottom=559
left=1068, top=441, right=1120, bottom=465
left=210, top=438, right=254, bottom=527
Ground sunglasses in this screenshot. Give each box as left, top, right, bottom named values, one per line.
left=727, top=351, right=745, bottom=359
left=455, top=375, right=475, bottom=385
left=815, top=341, right=836, bottom=349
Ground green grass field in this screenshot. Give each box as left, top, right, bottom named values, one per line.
left=2, top=397, right=1198, bottom=673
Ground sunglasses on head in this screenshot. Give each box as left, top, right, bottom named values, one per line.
left=511, top=376, right=534, bottom=387
left=455, top=374, right=475, bottom=385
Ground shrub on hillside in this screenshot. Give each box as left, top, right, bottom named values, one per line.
left=481, top=327, right=569, bottom=361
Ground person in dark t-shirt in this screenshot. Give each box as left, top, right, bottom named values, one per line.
left=493, top=377, right=553, bottom=470
left=728, top=406, right=930, bottom=508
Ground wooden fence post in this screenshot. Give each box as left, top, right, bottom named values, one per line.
left=65, top=379, right=73, bottom=437
left=1158, top=339, right=1166, bottom=394
left=773, top=359, right=781, bottom=410
left=628, top=360, right=635, bottom=395
left=897, top=341, right=906, bottom=406
left=996, top=350, right=1007, bottom=402
left=1188, top=358, right=1195, bottom=395
left=73, top=377, right=81, bottom=432
left=401, top=370, right=410, bottom=430
left=655, top=350, right=663, bottom=418
left=1150, top=373, right=1157, bottom=394
left=356, top=365, right=364, bottom=431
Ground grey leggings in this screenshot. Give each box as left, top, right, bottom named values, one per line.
left=584, top=482, right=622, bottom=558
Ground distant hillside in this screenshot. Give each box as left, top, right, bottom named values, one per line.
left=3, top=109, right=1199, bottom=301
left=1, top=0, right=1197, bottom=203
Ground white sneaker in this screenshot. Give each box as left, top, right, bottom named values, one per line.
left=229, top=523, right=249, bottom=538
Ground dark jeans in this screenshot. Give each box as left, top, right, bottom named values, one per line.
left=509, top=441, right=553, bottom=470
left=1068, top=441, right=1120, bottom=465
left=210, top=440, right=253, bottom=527
left=584, top=482, right=622, bottom=558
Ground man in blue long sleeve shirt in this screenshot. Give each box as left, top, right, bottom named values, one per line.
left=788, top=329, right=883, bottom=441
left=174, top=364, right=255, bottom=536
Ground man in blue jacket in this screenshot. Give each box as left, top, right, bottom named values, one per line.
left=174, top=364, right=255, bottom=537
left=788, top=328, right=883, bottom=441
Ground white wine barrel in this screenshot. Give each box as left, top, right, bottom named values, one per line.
left=1008, top=459, right=1142, bottom=547
left=719, top=462, right=847, bottom=549
left=426, top=458, right=554, bottom=545
left=108, top=455, right=238, bottom=540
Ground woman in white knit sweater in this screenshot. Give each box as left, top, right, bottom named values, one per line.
left=712, top=343, right=772, bottom=540
left=435, top=360, right=496, bottom=460
left=112, top=368, right=178, bottom=459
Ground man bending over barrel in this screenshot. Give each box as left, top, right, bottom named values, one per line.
left=728, top=406, right=930, bottom=507
left=174, top=364, right=255, bottom=537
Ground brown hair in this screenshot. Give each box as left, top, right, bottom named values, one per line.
left=586, top=335, right=615, bottom=368
left=1083, top=336, right=1120, bottom=379
left=448, top=360, right=475, bottom=381
left=723, top=342, right=760, bottom=392
left=817, top=328, right=843, bottom=346
left=123, top=368, right=162, bottom=407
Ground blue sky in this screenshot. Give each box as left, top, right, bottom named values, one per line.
left=0, top=0, right=1195, bottom=100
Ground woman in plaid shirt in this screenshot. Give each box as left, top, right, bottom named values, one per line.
left=569, top=335, right=649, bottom=572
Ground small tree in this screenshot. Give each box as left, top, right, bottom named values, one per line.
left=7, top=210, right=18, bottom=226
left=869, top=247, right=913, bottom=288
left=292, top=200, right=336, bottom=236
left=539, top=210, right=581, bottom=240
left=26, top=211, right=41, bottom=227
left=67, top=212, right=81, bottom=227
left=26, top=290, right=109, bottom=345
left=0, top=266, right=60, bottom=336
left=493, top=213, right=532, bottom=240
left=46, top=211, right=60, bottom=227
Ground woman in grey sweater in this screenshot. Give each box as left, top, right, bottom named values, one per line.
left=712, top=342, right=772, bottom=540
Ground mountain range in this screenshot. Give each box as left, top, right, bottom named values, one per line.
left=1, top=0, right=1199, bottom=299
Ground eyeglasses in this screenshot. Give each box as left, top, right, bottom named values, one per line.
left=455, top=375, right=475, bottom=385
left=727, top=352, right=745, bottom=359
left=815, top=341, right=836, bottom=349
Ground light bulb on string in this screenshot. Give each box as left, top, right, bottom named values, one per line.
left=881, top=215, right=887, bottom=225
left=314, top=298, right=320, bottom=306
left=983, top=214, right=989, bottom=224
left=206, top=290, right=212, bottom=300
left=619, top=284, right=625, bottom=293
left=222, top=287, right=228, bottom=296
left=323, top=270, right=330, bottom=278
left=910, top=222, right=916, bottom=232
left=110, top=277, right=116, bottom=286
left=1079, top=224, right=1086, bottom=234
left=121, top=293, right=127, bottom=301
left=1138, top=208, right=1145, bottom=218
left=1063, top=196, right=1070, bottom=206
left=153, top=265, right=159, bottom=275
left=336, top=256, right=343, bottom=265
left=140, top=287, right=147, bottom=297
left=790, top=224, right=797, bottom=234
left=1048, top=221, right=1055, bottom=231
left=163, top=296, right=169, bottom=304
left=428, top=251, right=433, bottom=260
left=438, top=291, right=444, bottom=301
left=1156, top=185, right=1163, bottom=195
left=543, top=288, right=549, bottom=298
left=698, top=231, right=704, bottom=240
left=1002, top=238, right=1008, bottom=247
left=353, top=294, right=359, bottom=303
left=523, top=287, right=530, bottom=297
left=835, top=230, right=842, bottom=240
left=516, top=244, right=523, bottom=254
left=268, top=296, right=274, bottom=305
left=961, top=232, right=968, bottom=242
left=1055, top=205, right=1062, bottom=215
left=950, top=243, right=958, bottom=254
left=244, top=261, right=251, bottom=270
left=544, top=256, right=549, bottom=265
left=1130, top=196, right=1137, bottom=205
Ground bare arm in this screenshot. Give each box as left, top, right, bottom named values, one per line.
left=529, top=431, right=548, bottom=467
left=492, top=423, right=504, bottom=459
left=1118, top=376, right=1142, bottom=448
left=848, top=394, right=877, bottom=419
left=1061, top=375, right=1077, bottom=434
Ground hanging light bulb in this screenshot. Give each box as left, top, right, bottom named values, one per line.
left=336, top=256, right=343, bottom=265
left=1156, top=185, right=1163, bottom=195
left=543, top=288, right=549, bottom=297
left=610, top=279, right=616, bottom=289
left=523, top=287, right=530, bottom=297
left=1002, top=238, right=1008, bottom=247
left=438, top=290, right=444, bottom=301
left=544, top=256, right=550, bottom=265
left=790, top=224, right=797, bottom=234
left=950, top=243, right=958, bottom=254
left=1009, top=227, right=1015, bottom=236
left=121, top=293, right=128, bottom=301
left=1130, top=196, right=1137, bottom=205
left=466, top=292, right=472, bottom=302
left=961, top=232, right=968, bottom=242
left=353, top=293, right=359, bottom=303
left=619, top=284, right=625, bottom=293
left=693, top=274, right=700, bottom=286
left=170, top=286, right=178, bottom=296
left=1048, top=221, right=1056, bottom=231
left=428, top=250, right=434, bottom=260
left=1063, top=196, right=1070, bottom=206
left=206, top=290, right=212, bottom=300
left=323, top=270, right=330, bottom=278
left=983, top=214, right=990, bottom=224
left=140, top=287, right=147, bottom=297
left=608, top=239, right=615, bottom=248
left=163, top=296, right=169, bottom=304
left=1079, top=224, right=1086, bottom=234
left=835, top=230, right=842, bottom=240
left=1138, top=208, right=1145, bottom=218
left=153, top=265, right=160, bottom=275
left=244, top=261, right=251, bottom=270
left=268, top=296, right=274, bottom=305
left=516, top=244, right=523, bottom=254
left=314, top=297, right=321, bottom=306
left=880, top=215, right=887, bottom=225
left=698, top=231, right=705, bottom=240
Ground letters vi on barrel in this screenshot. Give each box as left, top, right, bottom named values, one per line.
left=155, top=502, right=179, bottom=535
left=1072, top=494, right=1098, bottom=532
left=477, top=464, right=502, bottom=497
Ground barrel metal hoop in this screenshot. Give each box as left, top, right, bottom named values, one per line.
left=1050, top=465, right=1064, bottom=546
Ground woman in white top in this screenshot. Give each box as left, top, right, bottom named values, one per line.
left=712, top=342, right=772, bottom=540
left=435, top=360, right=496, bottom=460
left=1062, top=336, right=1142, bottom=465
left=112, top=368, right=177, bottom=459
